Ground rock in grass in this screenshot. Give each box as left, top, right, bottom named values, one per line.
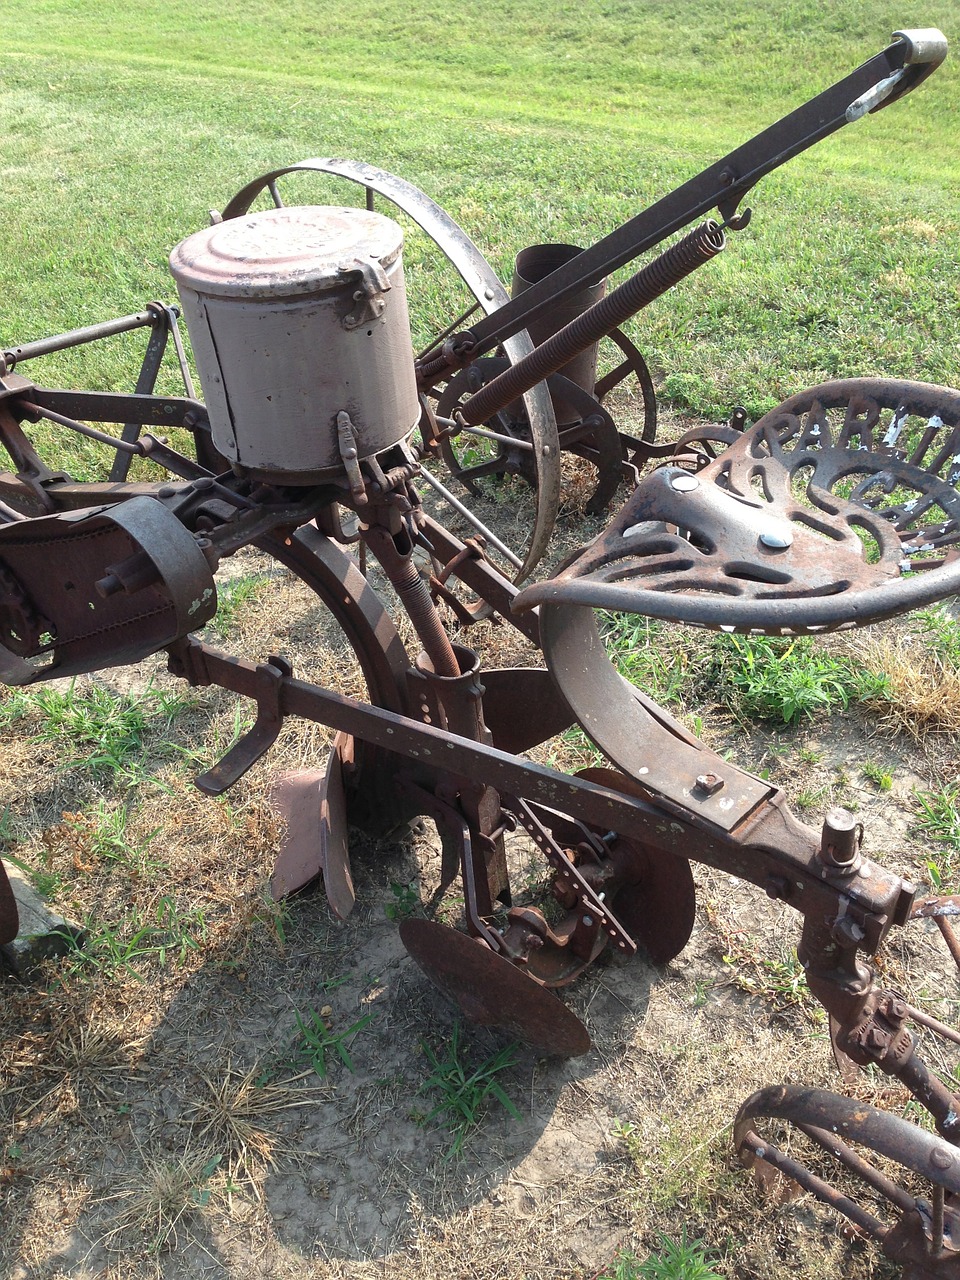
left=0, top=858, right=86, bottom=976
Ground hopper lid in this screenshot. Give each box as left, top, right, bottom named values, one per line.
left=169, top=204, right=403, bottom=299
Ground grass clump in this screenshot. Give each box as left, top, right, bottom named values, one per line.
left=708, top=634, right=887, bottom=725
left=290, top=1007, right=374, bottom=1080
left=417, top=1023, right=520, bottom=1158
left=910, top=604, right=960, bottom=669
left=915, top=783, right=960, bottom=890
left=102, top=1148, right=222, bottom=1255
left=601, top=1233, right=723, bottom=1280
left=186, top=1064, right=320, bottom=1187
left=849, top=606, right=960, bottom=739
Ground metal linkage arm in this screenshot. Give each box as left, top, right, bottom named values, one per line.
left=460, top=29, right=947, bottom=360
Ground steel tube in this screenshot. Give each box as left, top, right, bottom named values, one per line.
left=4, top=310, right=157, bottom=366
left=416, top=468, right=524, bottom=568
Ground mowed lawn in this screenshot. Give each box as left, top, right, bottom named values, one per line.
left=1, top=0, right=958, bottom=422
left=2, top=7, right=960, bottom=1280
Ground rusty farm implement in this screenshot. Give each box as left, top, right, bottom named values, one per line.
left=2, top=28, right=959, bottom=1274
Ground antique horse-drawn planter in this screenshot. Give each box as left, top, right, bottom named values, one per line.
left=2, top=28, right=960, bottom=1274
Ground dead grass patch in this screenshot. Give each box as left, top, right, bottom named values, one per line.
left=855, top=632, right=960, bottom=739
left=185, top=1064, right=325, bottom=1192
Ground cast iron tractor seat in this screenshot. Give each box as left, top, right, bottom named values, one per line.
left=513, top=379, right=960, bottom=779
left=516, top=378, right=960, bottom=635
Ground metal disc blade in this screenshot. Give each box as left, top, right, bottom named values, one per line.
left=399, top=919, right=591, bottom=1057
left=319, top=736, right=356, bottom=920
left=576, top=767, right=697, bottom=965
left=270, top=734, right=356, bottom=918
left=0, top=859, right=19, bottom=946
left=270, top=769, right=325, bottom=901
left=478, top=667, right=574, bottom=754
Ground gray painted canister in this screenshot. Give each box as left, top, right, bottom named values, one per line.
left=169, top=205, right=420, bottom=483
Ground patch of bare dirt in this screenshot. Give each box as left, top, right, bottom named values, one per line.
left=1, top=501, right=959, bottom=1280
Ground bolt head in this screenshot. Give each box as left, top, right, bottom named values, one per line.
left=759, top=529, right=794, bottom=549
left=695, top=773, right=724, bottom=796
left=866, top=1026, right=887, bottom=1051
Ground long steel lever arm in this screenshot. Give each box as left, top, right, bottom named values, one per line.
left=458, top=29, right=947, bottom=361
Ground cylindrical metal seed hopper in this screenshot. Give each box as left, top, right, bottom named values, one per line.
left=169, top=205, right=420, bottom=483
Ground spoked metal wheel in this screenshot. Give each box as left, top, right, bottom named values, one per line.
left=436, top=329, right=658, bottom=517
left=736, top=1085, right=960, bottom=1277
left=583, top=327, right=658, bottom=475
left=219, top=159, right=561, bottom=583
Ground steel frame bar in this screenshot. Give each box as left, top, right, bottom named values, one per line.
left=462, top=35, right=938, bottom=357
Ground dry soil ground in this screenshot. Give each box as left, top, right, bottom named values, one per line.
left=1, top=432, right=959, bottom=1280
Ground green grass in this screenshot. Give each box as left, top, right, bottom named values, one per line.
left=601, top=624, right=890, bottom=725
left=601, top=614, right=693, bottom=706
left=0, top=680, right=189, bottom=778
left=416, top=1023, right=520, bottom=1157
left=910, top=604, right=960, bottom=669
left=290, top=1007, right=375, bottom=1081
left=205, top=573, right=271, bottom=639
left=915, top=783, right=960, bottom=888
left=1, top=0, right=958, bottom=449
left=707, top=634, right=888, bottom=724
left=62, top=801, right=163, bottom=874
left=58, top=896, right=209, bottom=979
left=601, top=1234, right=723, bottom=1280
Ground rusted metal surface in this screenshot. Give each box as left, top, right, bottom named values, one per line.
left=736, top=1085, right=960, bottom=1275
left=571, top=768, right=697, bottom=966
left=0, top=493, right=217, bottom=684
left=510, top=242, right=607, bottom=427
left=458, top=220, right=728, bottom=429
left=911, top=897, right=960, bottom=969
left=517, top=380, right=960, bottom=633
left=399, top=919, right=592, bottom=1057
left=270, top=733, right=356, bottom=917
left=2, top=29, right=959, bottom=1276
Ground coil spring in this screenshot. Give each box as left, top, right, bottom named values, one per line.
left=459, top=220, right=726, bottom=428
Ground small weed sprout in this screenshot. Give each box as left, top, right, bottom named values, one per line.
left=601, top=1232, right=723, bottom=1279
left=611, top=1118, right=644, bottom=1163
left=384, top=880, right=419, bottom=921
left=291, top=1006, right=374, bottom=1079
left=417, top=1023, right=520, bottom=1158
left=862, top=760, right=893, bottom=791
